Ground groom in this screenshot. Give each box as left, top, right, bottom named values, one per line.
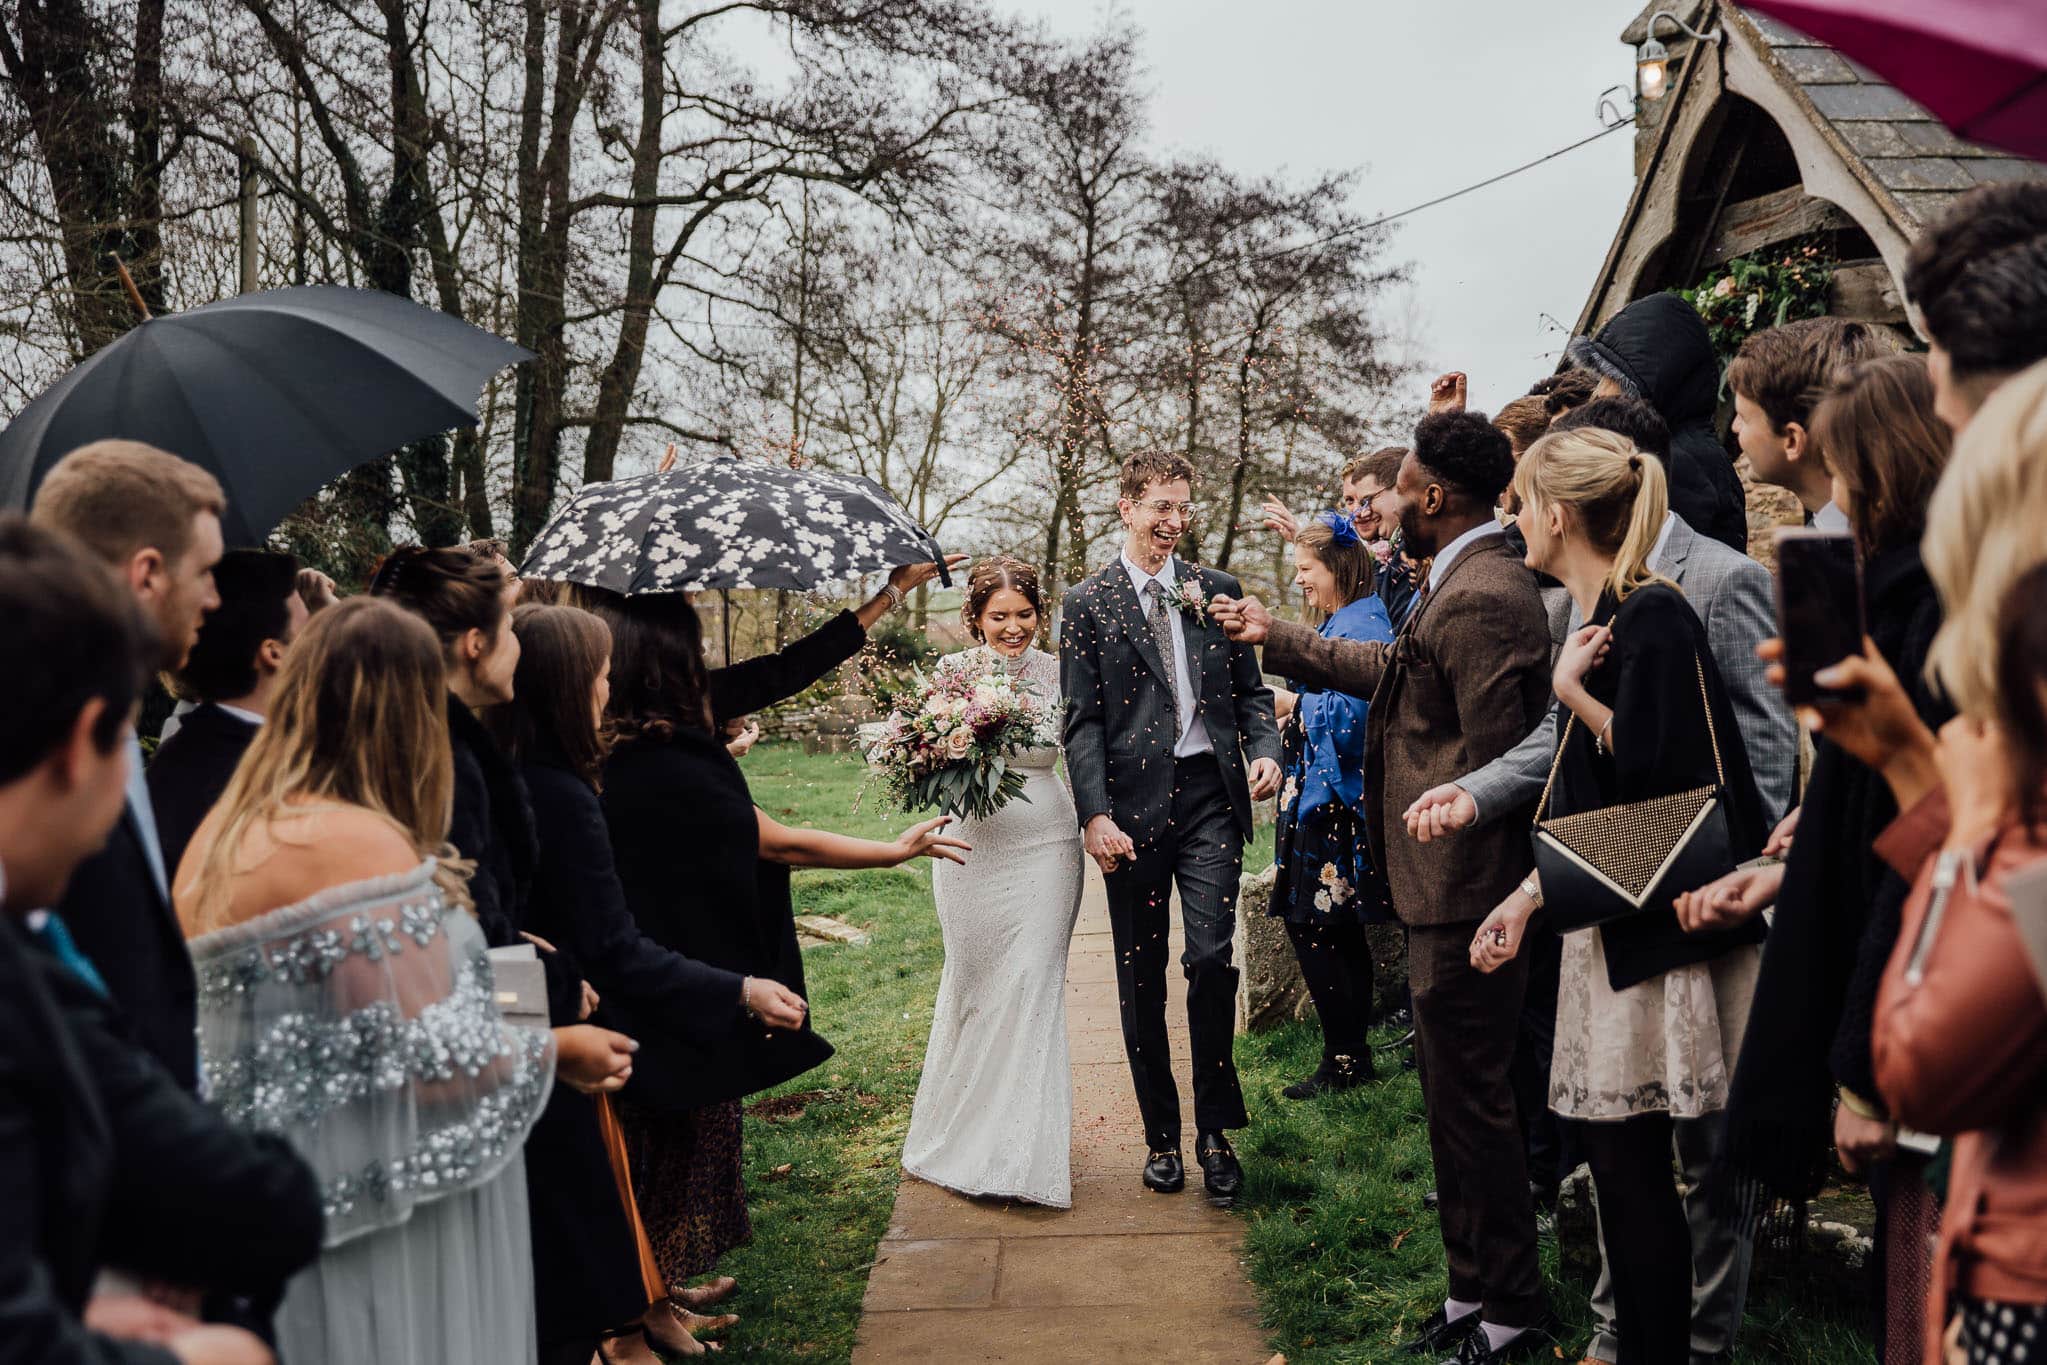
left=1061, top=450, right=1281, bottom=1201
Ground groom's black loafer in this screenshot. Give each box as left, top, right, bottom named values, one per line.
left=1195, top=1134, right=1243, bottom=1203
left=1142, top=1149, right=1185, bottom=1193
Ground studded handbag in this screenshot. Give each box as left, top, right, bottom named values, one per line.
left=1530, top=649, right=1734, bottom=934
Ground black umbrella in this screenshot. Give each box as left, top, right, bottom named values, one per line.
left=0, top=284, right=531, bottom=545
left=519, top=458, right=950, bottom=595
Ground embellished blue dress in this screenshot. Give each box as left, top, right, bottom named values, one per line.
left=191, top=860, right=555, bottom=1365
left=1269, top=595, right=1395, bottom=926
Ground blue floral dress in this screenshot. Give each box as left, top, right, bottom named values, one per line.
left=1269, top=595, right=1396, bottom=926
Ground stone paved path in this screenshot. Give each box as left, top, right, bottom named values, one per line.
left=851, top=868, right=1272, bottom=1363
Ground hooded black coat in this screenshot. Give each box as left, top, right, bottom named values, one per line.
left=1567, top=294, right=1749, bottom=553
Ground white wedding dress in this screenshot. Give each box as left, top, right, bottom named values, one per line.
left=902, top=646, right=1085, bottom=1207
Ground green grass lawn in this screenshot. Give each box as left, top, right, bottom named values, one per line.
left=711, top=742, right=945, bottom=1360
left=1234, top=1022, right=1877, bottom=1364
left=722, top=745, right=1874, bottom=1363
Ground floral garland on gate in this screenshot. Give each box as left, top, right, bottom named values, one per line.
left=1678, top=238, right=1834, bottom=365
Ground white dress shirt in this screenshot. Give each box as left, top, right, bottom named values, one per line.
left=1426, top=521, right=1505, bottom=594
left=1120, top=553, right=1214, bottom=758
left=1812, top=501, right=1850, bottom=534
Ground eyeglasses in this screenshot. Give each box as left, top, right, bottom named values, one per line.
left=1351, top=488, right=1388, bottom=518
left=1136, top=500, right=1197, bottom=519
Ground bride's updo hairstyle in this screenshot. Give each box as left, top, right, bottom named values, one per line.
left=1513, top=425, right=1673, bottom=604
left=961, top=555, right=1045, bottom=643
left=180, top=597, right=465, bottom=934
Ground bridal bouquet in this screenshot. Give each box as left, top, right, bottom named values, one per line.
left=858, top=658, right=1064, bottom=821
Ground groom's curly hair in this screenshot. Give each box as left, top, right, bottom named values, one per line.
left=1120, top=450, right=1197, bottom=501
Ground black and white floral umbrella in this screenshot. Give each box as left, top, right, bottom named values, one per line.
left=519, top=458, right=950, bottom=595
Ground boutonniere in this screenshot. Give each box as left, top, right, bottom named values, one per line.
left=1171, top=575, right=1209, bottom=622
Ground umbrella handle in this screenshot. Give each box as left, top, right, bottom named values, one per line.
left=929, top=537, right=952, bottom=588
left=106, top=253, right=153, bottom=322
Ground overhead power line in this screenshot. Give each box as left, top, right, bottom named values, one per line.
left=665, top=117, right=1638, bottom=336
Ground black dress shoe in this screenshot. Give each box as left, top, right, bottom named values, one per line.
left=1400, top=1306, right=1477, bottom=1355
left=1421, top=1188, right=1440, bottom=1211
left=1142, top=1148, right=1184, bottom=1193
left=1281, top=1052, right=1374, bottom=1099
left=1436, top=1317, right=1557, bottom=1364
left=1194, top=1132, right=1243, bottom=1202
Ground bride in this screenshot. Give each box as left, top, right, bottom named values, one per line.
left=901, top=555, right=1085, bottom=1207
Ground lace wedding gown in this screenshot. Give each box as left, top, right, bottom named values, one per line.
left=901, top=646, right=1085, bottom=1207
left=190, top=860, right=555, bottom=1365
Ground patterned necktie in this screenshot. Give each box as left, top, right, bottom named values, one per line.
left=1144, top=579, right=1185, bottom=738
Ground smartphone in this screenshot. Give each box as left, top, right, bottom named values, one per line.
left=1774, top=528, right=1865, bottom=706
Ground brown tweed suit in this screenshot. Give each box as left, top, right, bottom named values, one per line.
left=1263, top=530, right=1553, bottom=1327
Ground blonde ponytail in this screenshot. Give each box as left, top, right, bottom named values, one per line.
left=1513, top=426, right=1675, bottom=604
left=1609, top=449, right=1669, bottom=602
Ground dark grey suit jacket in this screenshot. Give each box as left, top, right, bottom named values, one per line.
left=1263, top=534, right=1551, bottom=928
left=1060, top=557, right=1279, bottom=844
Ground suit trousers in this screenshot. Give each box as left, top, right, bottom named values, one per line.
left=1103, top=756, right=1250, bottom=1149
left=1409, top=922, right=1544, bottom=1326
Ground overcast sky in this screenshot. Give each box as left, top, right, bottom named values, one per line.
left=1001, top=0, right=1646, bottom=416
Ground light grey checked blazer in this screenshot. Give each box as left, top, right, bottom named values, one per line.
left=1459, top=513, right=1798, bottom=825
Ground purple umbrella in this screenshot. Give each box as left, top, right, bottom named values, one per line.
left=1745, top=0, right=2047, bottom=161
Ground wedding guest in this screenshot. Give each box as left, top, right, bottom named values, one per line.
left=595, top=591, right=966, bottom=1308
left=1900, top=181, right=2047, bottom=432
left=368, top=546, right=645, bottom=1365
left=176, top=598, right=556, bottom=1365
left=0, top=516, right=302, bottom=1365
left=1727, top=317, right=1891, bottom=530
left=149, top=551, right=306, bottom=879
left=1566, top=293, right=1748, bottom=551
left=1262, top=449, right=1417, bottom=628
left=1805, top=360, right=2047, bottom=1360
left=1469, top=428, right=1769, bottom=1364
left=486, top=603, right=806, bottom=1359
left=1493, top=396, right=1554, bottom=459
left=1214, top=410, right=1555, bottom=1360
left=1267, top=513, right=1394, bottom=1098
left=1685, top=355, right=1952, bottom=1363
left=29, top=440, right=224, bottom=1092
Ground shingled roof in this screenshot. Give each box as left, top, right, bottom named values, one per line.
left=1729, top=6, right=2046, bottom=228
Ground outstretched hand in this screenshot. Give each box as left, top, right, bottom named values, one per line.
left=1208, top=594, right=1272, bottom=645
left=887, top=554, right=973, bottom=596
left=897, top=814, right=972, bottom=866
left=555, top=1024, right=637, bottom=1094
left=1428, top=371, right=1468, bottom=415
left=1404, top=782, right=1476, bottom=843
left=1674, top=862, right=1783, bottom=934
left=1257, top=494, right=1299, bottom=543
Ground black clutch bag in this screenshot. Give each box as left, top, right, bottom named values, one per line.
left=1530, top=650, right=1735, bottom=934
